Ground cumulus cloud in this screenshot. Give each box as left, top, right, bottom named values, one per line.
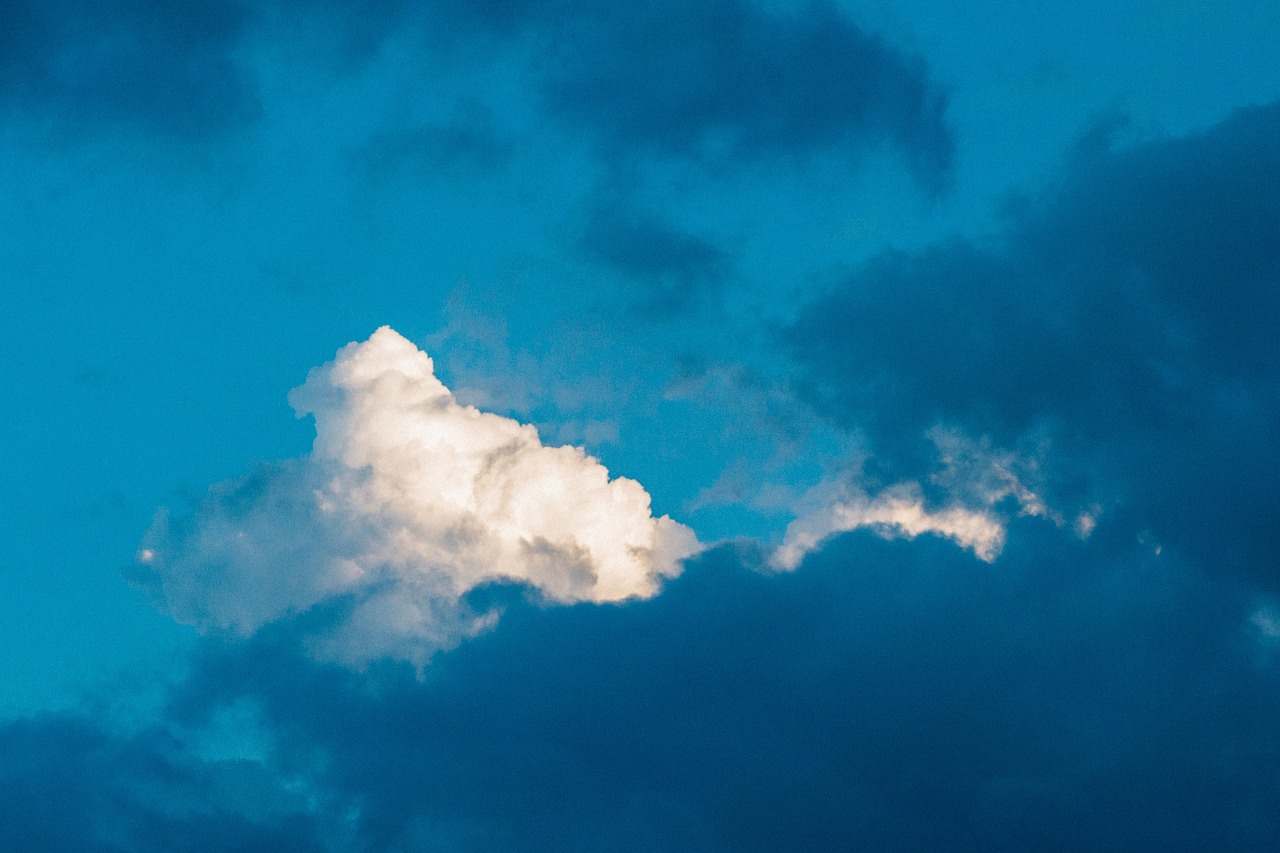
left=135, top=327, right=699, bottom=666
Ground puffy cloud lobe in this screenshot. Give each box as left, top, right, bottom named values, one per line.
left=773, top=482, right=1005, bottom=570
left=787, top=101, right=1280, bottom=588
left=136, top=327, right=699, bottom=665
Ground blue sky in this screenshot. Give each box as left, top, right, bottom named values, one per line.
left=3, top=1, right=1280, bottom=848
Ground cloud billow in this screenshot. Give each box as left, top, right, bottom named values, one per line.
left=786, top=101, right=1280, bottom=587
left=135, top=327, right=699, bottom=667
left=14, top=523, right=1273, bottom=851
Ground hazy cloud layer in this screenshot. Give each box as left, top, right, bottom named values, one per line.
left=135, top=327, right=698, bottom=666
left=579, top=202, right=731, bottom=314
left=0, top=0, right=259, bottom=138
left=353, top=103, right=512, bottom=180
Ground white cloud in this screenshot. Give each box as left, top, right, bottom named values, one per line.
left=136, top=327, right=700, bottom=666
left=771, top=481, right=1006, bottom=571
left=771, top=429, right=1073, bottom=570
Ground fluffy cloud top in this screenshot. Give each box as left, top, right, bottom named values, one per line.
left=136, top=327, right=699, bottom=665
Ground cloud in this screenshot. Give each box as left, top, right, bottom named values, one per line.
left=773, top=481, right=1006, bottom=570
left=0, top=0, right=259, bottom=139
left=338, top=0, right=955, bottom=187
left=134, top=327, right=699, bottom=666
left=786, top=100, right=1280, bottom=589
left=2, top=0, right=953, bottom=200
left=92, top=527, right=1280, bottom=850
left=537, top=0, right=952, bottom=187
left=0, top=712, right=326, bottom=852
left=772, top=427, right=1058, bottom=570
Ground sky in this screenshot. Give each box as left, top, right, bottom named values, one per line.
left=3, top=0, right=1280, bottom=849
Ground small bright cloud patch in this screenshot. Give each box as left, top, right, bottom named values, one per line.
left=135, top=327, right=700, bottom=666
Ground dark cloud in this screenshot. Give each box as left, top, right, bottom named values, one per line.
left=131, top=528, right=1280, bottom=850
left=579, top=203, right=730, bottom=315
left=6, top=522, right=1279, bottom=849
left=1, top=0, right=951, bottom=187
left=787, top=101, right=1280, bottom=587
left=538, top=0, right=952, bottom=188
left=322, top=0, right=954, bottom=187
left=0, top=0, right=259, bottom=139
left=0, top=713, right=326, bottom=852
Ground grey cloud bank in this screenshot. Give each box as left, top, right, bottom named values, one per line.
left=8, top=526, right=1280, bottom=850
left=789, top=101, right=1280, bottom=589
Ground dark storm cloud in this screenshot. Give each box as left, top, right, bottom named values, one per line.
left=537, top=0, right=953, bottom=187
left=579, top=203, right=730, bottom=314
left=0, top=713, right=325, bottom=852
left=787, top=101, right=1280, bottom=587
left=5, top=525, right=1278, bottom=850
left=0, top=0, right=259, bottom=138
left=149, top=528, right=1280, bottom=851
